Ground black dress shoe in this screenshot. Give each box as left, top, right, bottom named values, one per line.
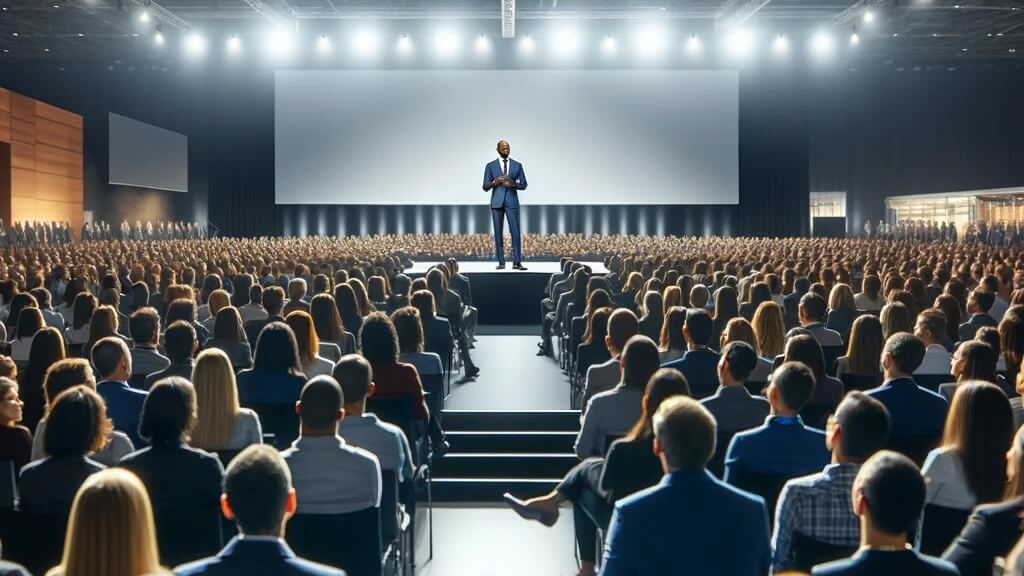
left=495, top=264, right=506, bottom=270
left=464, top=365, right=480, bottom=378
left=513, top=264, right=528, bottom=271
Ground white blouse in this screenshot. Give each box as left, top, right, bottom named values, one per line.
left=922, top=446, right=976, bottom=510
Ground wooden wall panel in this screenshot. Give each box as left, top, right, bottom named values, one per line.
left=0, top=87, right=82, bottom=237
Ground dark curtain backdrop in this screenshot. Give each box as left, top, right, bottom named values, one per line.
left=809, top=64, right=1024, bottom=229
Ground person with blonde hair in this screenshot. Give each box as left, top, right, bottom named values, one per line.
left=190, top=348, right=262, bottom=452
left=285, top=311, right=334, bottom=379
left=826, top=283, right=856, bottom=342
left=46, top=468, right=168, bottom=576
left=752, top=301, right=785, bottom=361
left=719, top=317, right=773, bottom=384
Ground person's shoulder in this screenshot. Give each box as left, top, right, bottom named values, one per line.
left=811, top=555, right=859, bottom=575
left=915, top=553, right=959, bottom=575
left=973, top=495, right=1024, bottom=520
left=0, top=559, right=30, bottom=576
left=284, top=556, right=349, bottom=576
left=117, top=446, right=153, bottom=466
left=346, top=443, right=381, bottom=470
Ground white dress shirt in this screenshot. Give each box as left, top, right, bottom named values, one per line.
left=922, top=446, right=976, bottom=510
left=575, top=385, right=643, bottom=459
left=281, top=435, right=381, bottom=514
left=338, top=413, right=414, bottom=481
left=915, top=343, right=952, bottom=375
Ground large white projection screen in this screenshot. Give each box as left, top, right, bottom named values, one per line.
left=108, top=113, right=188, bottom=193
left=275, top=70, right=737, bottom=205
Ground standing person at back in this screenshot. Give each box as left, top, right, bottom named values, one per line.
left=599, top=396, right=770, bottom=576
left=174, top=445, right=347, bottom=576
left=811, top=451, right=958, bottom=576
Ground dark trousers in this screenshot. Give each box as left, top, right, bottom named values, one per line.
left=556, top=458, right=613, bottom=563
left=491, top=205, right=523, bottom=265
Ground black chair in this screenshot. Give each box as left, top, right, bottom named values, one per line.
left=286, top=508, right=383, bottom=576
left=887, top=434, right=941, bottom=467
left=840, top=373, right=881, bottom=392
left=918, top=504, right=972, bottom=557
left=800, top=403, right=836, bottom=431
left=822, top=346, right=845, bottom=377
left=0, top=508, right=69, bottom=575
left=727, top=468, right=791, bottom=524
left=379, top=470, right=411, bottom=576
left=248, top=403, right=300, bottom=448
left=421, top=372, right=445, bottom=416
left=914, top=374, right=953, bottom=394
left=152, top=502, right=223, bottom=566
left=128, top=373, right=148, bottom=390
left=0, top=459, right=15, bottom=510
left=791, top=532, right=857, bottom=573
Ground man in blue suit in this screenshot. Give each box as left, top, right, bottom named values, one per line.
left=661, top=309, right=720, bottom=399
left=92, top=337, right=148, bottom=447
left=175, top=444, right=346, bottom=576
left=600, top=396, right=770, bottom=576
left=482, top=140, right=528, bottom=270
left=866, top=333, right=948, bottom=438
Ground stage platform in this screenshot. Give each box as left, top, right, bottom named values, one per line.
left=405, top=260, right=606, bottom=325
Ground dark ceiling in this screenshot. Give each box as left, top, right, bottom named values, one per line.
left=0, top=0, right=1021, bottom=64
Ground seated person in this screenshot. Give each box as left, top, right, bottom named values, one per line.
left=811, top=451, right=958, bottom=575
left=174, top=444, right=347, bottom=576
left=128, top=307, right=170, bottom=379
left=504, top=368, right=690, bottom=576
left=143, top=320, right=197, bottom=389
left=575, top=336, right=661, bottom=459
left=236, top=322, right=307, bottom=406
left=18, top=386, right=107, bottom=514
left=772, top=391, right=891, bottom=573
left=204, top=307, right=253, bottom=370
left=938, top=340, right=998, bottom=403
left=661, top=309, right=721, bottom=399
left=92, top=337, right=148, bottom=447
left=0, top=377, right=31, bottom=471
left=581, top=309, right=638, bottom=409
left=701, top=341, right=770, bottom=474
left=958, top=289, right=997, bottom=343
left=866, top=333, right=948, bottom=439
left=600, top=396, right=770, bottom=575
left=914, top=308, right=953, bottom=375
left=335, top=355, right=414, bottom=484
left=281, top=376, right=381, bottom=514
left=787, top=292, right=844, bottom=348
left=118, top=377, right=224, bottom=519
left=189, top=349, right=263, bottom=452
left=724, top=362, right=830, bottom=483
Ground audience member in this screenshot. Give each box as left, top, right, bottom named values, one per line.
left=236, top=322, right=307, bottom=405
left=916, top=308, right=953, bottom=374
left=702, top=341, right=770, bottom=472
left=18, top=326, right=65, bottom=431
left=190, top=349, right=263, bottom=452
left=205, top=307, right=253, bottom=370
left=719, top=317, right=773, bottom=384
left=789, top=293, right=844, bottom=348
left=784, top=334, right=845, bottom=428
left=939, top=340, right=998, bottom=403
left=393, top=306, right=443, bottom=380
left=174, top=445, right=346, bottom=576
left=867, top=333, right=949, bottom=441
left=129, top=307, right=171, bottom=378
left=309, top=293, right=353, bottom=360
left=834, top=315, right=884, bottom=387
left=144, top=320, right=197, bottom=389
left=600, top=396, right=770, bottom=575
left=0, top=377, right=31, bottom=470
left=657, top=305, right=687, bottom=363
left=92, top=337, right=148, bottom=446
left=281, top=376, right=381, bottom=514
left=811, top=451, right=958, bottom=575
left=960, top=289, right=998, bottom=343
left=880, top=302, right=913, bottom=340
left=285, top=311, right=334, bottom=379
left=752, top=301, right=786, bottom=360
left=582, top=308, right=638, bottom=407
left=661, top=309, right=721, bottom=399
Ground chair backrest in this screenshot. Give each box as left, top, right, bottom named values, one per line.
left=840, top=373, right=881, bottom=392
left=152, top=502, right=223, bottom=567
left=216, top=450, right=244, bottom=467
left=822, top=346, right=844, bottom=377
left=0, top=508, right=69, bottom=575
left=249, top=403, right=300, bottom=449
left=379, top=470, right=400, bottom=545
left=727, top=468, right=791, bottom=523
left=887, top=434, right=941, bottom=467
left=286, top=508, right=383, bottom=576
left=128, top=373, right=148, bottom=390
left=0, top=459, right=15, bottom=510
left=918, top=504, right=972, bottom=557
left=791, top=532, right=857, bottom=573
left=800, top=403, right=835, bottom=431
left=603, top=434, right=624, bottom=456
left=913, top=374, right=953, bottom=393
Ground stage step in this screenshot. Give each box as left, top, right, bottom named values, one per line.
left=446, top=431, right=578, bottom=453
left=432, top=409, right=582, bottom=502
left=431, top=478, right=562, bottom=502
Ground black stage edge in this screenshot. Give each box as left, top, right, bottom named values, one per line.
left=408, top=267, right=550, bottom=325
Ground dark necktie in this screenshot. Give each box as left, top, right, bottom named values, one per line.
left=502, top=158, right=508, bottom=177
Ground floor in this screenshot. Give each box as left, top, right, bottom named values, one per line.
left=413, top=504, right=581, bottom=576
left=445, top=332, right=571, bottom=411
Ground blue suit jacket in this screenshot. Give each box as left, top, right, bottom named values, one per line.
left=600, top=470, right=770, bottom=576
left=661, top=348, right=721, bottom=400
left=175, top=537, right=346, bottom=576
left=724, top=416, right=830, bottom=482
left=96, top=379, right=148, bottom=447
left=812, top=549, right=958, bottom=576
left=866, top=377, right=948, bottom=437
left=482, top=158, right=528, bottom=209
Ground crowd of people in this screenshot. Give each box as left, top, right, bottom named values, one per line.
left=1, top=232, right=1024, bottom=574
left=865, top=219, right=1024, bottom=246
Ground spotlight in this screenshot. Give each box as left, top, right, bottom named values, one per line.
left=397, top=34, right=413, bottom=55
left=863, top=10, right=874, bottom=23
left=226, top=34, right=241, bottom=54
left=351, top=31, right=378, bottom=56
left=686, top=33, right=702, bottom=54
left=772, top=33, right=788, bottom=54
left=185, top=32, right=206, bottom=55
left=315, top=33, right=331, bottom=54
left=154, top=30, right=164, bottom=46
left=811, top=31, right=835, bottom=56
left=601, top=35, right=618, bottom=56
left=139, top=7, right=149, bottom=22
left=475, top=34, right=491, bottom=55
left=519, top=35, right=535, bottom=55
left=850, top=32, right=860, bottom=45
left=726, top=29, right=753, bottom=57
left=433, top=31, right=459, bottom=57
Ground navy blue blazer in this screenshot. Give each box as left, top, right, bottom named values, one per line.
left=724, top=416, right=830, bottom=482
left=174, top=537, right=346, bottom=576
left=866, top=377, right=948, bottom=437
left=812, top=549, right=958, bottom=575
left=482, top=158, right=528, bottom=209
left=600, top=470, right=770, bottom=576
left=942, top=496, right=1024, bottom=576
left=96, top=379, right=148, bottom=447
left=661, top=348, right=722, bottom=400
left=236, top=369, right=306, bottom=406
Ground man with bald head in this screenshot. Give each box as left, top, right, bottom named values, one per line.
left=482, top=140, right=529, bottom=270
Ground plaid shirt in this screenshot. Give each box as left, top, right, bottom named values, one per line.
left=772, top=463, right=861, bottom=572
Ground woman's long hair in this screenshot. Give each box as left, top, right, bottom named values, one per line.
left=935, top=294, right=963, bottom=344
left=785, top=334, right=827, bottom=385
left=721, top=317, right=760, bottom=356
left=582, top=307, right=612, bottom=347
left=846, top=315, right=883, bottom=377
left=213, top=306, right=247, bottom=343
left=285, top=311, right=320, bottom=364
left=942, top=381, right=1014, bottom=505
left=190, top=348, right=242, bottom=451
left=71, top=293, right=97, bottom=331
left=713, top=286, right=739, bottom=323
left=20, top=327, right=66, bottom=429
left=359, top=311, right=401, bottom=366
left=310, top=293, right=345, bottom=343
left=252, top=322, right=305, bottom=377
left=83, top=306, right=118, bottom=360
left=751, top=301, right=785, bottom=359
left=624, top=367, right=691, bottom=441
left=659, top=306, right=687, bottom=352
left=880, top=302, right=912, bottom=340
left=47, top=468, right=165, bottom=576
